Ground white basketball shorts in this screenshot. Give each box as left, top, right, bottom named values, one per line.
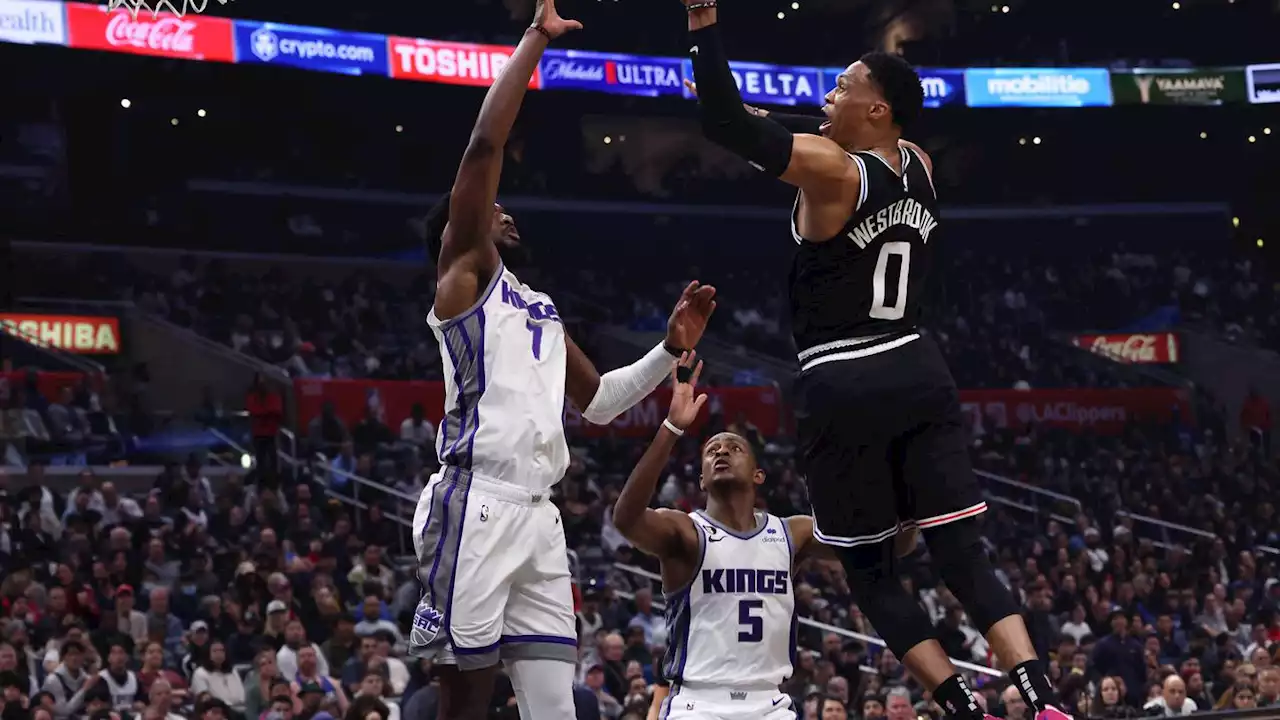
left=409, top=468, right=576, bottom=670
left=660, top=685, right=795, bottom=720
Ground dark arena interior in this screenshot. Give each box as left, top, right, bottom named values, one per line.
left=0, top=0, right=1278, bottom=718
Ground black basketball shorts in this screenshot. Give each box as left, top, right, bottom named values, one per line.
left=793, top=332, right=986, bottom=547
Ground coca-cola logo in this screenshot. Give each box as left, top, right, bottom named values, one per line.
left=543, top=59, right=604, bottom=82
left=1086, top=334, right=1159, bottom=362
left=105, top=13, right=196, bottom=52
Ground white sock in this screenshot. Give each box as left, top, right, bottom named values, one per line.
left=505, top=657, right=578, bottom=720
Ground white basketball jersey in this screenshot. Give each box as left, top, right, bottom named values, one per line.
left=427, top=264, right=569, bottom=491
left=663, top=511, right=796, bottom=689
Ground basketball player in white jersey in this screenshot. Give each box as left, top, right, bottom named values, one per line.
left=412, top=3, right=716, bottom=719
left=613, top=352, right=820, bottom=719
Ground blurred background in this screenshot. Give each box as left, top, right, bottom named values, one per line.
left=0, top=0, right=1278, bottom=719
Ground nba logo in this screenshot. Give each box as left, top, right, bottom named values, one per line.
left=251, top=28, right=279, bottom=62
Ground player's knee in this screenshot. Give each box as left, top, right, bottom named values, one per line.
left=505, top=657, right=577, bottom=720
left=836, top=538, right=935, bottom=657
left=923, top=517, right=1019, bottom=632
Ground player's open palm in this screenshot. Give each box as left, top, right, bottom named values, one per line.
left=666, top=281, right=718, bottom=350
left=667, top=351, right=708, bottom=431
left=533, top=0, right=583, bottom=39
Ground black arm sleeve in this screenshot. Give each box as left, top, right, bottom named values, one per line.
left=768, top=112, right=825, bottom=135
left=689, top=23, right=794, bottom=176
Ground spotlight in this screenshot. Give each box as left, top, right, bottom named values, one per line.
left=197, top=109, right=206, bottom=118
left=170, top=118, right=179, bottom=126
left=1018, top=138, right=1027, bottom=145
left=1199, top=131, right=1208, bottom=139
left=604, top=136, right=612, bottom=144
left=1248, top=135, right=1256, bottom=143
left=1233, top=217, right=1240, bottom=228
left=120, top=98, right=131, bottom=109
left=777, top=11, right=785, bottom=18
left=395, top=125, right=404, bottom=133
left=1033, top=136, right=1042, bottom=145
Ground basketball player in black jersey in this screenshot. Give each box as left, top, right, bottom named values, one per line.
left=675, top=2, right=1069, bottom=720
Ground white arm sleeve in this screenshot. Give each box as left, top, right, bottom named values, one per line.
left=582, top=343, right=675, bottom=425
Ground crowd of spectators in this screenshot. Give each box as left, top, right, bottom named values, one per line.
left=3, top=390, right=1278, bottom=720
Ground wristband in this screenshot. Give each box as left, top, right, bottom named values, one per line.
left=662, top=342, right=687, bottom=358
left=662, top=419, right=686, bottom=437
left=531, top=24, right=553, bottom=40
left=686, top=1, right=717, bottom=10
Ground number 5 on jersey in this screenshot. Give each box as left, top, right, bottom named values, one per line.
left=738, top=599, right=764, bottom=642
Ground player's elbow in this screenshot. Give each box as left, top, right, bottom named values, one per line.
left=581, top=405, right=619, bottom=426
left=461, top=135, right=500, bottom=164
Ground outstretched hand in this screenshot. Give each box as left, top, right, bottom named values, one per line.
left=666, top=281, right=717, bottom=351
left=667, top=351, right=708, bottom=431
left=533, top=0, right=583, bottom=39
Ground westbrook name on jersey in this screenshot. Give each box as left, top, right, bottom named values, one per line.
left=664, top=511, right=797, bottom=691
left=426, top=263, right=570, bottom=490
left=789, top=145, right=939, bottom=363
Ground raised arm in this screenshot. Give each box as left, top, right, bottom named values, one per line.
left=436, top=1, right=581, bottom=279
left=684, top=4, right=856, bottom=197
left=564, top=281, right=716, bottom=423
left=611, top=353, right=707, bottom=559
left=684, top=78, right=825, bottom=135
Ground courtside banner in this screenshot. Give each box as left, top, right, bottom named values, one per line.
left=1111, top=68, right=1246, bottom=106
left=1246, top=63, right=1280, bottom=104
left=683, top=59, right=823, bottom=107
left=825, top=67, right=965, bottom=108
left=65, top=1, right=233, bottom=62
left=388, top=37, right=540, bottom=88
left=1072, top=333, right=1180, bottom=364
left=965, top=67, right=1113, bottom=107
left=960, top=388, right=1191, bottom=436
left=234, top=21, right=387, bottom=76
left=541, top=49, right=683, bottom=97
left=0, top=313, right=121, bottom=354
left=295, top=379, right=781, bottom=438
left=0, top=0, right=66, bottom=46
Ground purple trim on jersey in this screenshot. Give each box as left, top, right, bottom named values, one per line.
left=465, top=308, right=487, bottom=472
left=442, top=327, right=469, bottom=463
left=424, top=474, right=458, bottom=609
left=455, top=310, right=484, bottom=472
left=695, top=509, right=769, bottom=540
left=443, top=466, right=473, bottom=646
left=454, top=638, right=501, bottom=655
left=500, top=634, right=578, bottom=646
left=437, top=262, right=505, bottom=331
left=780, top=516, right=799, bottom=670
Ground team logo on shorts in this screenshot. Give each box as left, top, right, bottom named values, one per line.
left=410, top=600, right=445, bottom=648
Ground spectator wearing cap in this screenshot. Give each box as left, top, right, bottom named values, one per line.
left=295, top=679, right=341, bottom=720
left=190, top=639, right=244, bottom=709
left=263, top=600, right=291, bottom=651
left=181, top=620, right=213, bottom=679
left=1092, top=610, right=1146, bottom=707
left=41, top=640, right=94, bottom=719
left=97, top=640, right=142, bottom=713
left=277, top=619, right=330, bottom=681
left=267, top=573, right=302, bottom=620
left=144, top=587, right=184, bottom=658
left=580, top=663, right=622, bottom=719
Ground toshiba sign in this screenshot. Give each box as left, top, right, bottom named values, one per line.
left=0, top=314, right=121, bottom=354
left=1072, top=332, right=1180, bottom=364
left=387, top=37, right=540, bottom=88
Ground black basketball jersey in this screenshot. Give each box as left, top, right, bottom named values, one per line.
left=788, top=145, right=939, bottom=353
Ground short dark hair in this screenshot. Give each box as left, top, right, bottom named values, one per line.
left=860, top=51, right=924, bottom=130
left=424, top=192, right=452, bottom=263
